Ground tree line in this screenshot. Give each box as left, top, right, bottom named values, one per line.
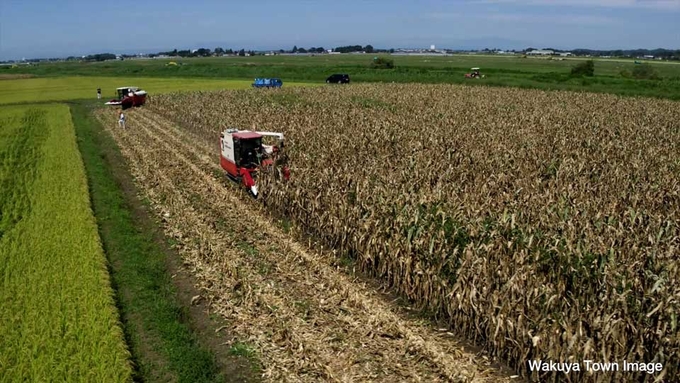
left=154, top=48, right=254, bottom=57
left=570, top=48, right=680, bottom=59
left=525, top=47, right=680, bottom=59
left=74, top=43, right=387, bottom=61
left=53, top=45, right=680, bottom=63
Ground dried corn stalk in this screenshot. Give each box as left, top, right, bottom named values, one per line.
left=148, top=84, right=680, bottom=382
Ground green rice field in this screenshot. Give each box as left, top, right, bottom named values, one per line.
left=0, top=104, right=133, bottom=382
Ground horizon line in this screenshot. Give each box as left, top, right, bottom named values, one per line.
left=3, top=45, right=679, bottom=62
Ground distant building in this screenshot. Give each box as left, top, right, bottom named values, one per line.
left=430, top=44, right=436, bottom=50
left=527, top=49, right=554, bottom=56
left=644, top=55, right=654, bottom=59
left=559, top=52, right=572, bottom=57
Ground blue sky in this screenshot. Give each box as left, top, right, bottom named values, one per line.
left=1, top=0, right=678, bottom=60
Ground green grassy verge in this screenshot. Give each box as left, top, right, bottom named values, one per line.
left=70, top=101, right=243, bottom=383
left=0, top=104, right=133, bottom=382
left=6, top=54, right=680, bottom=100
left=0, top=76, right=316, bottom=105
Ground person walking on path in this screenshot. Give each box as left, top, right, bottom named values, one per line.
left=97, top=87, right=101, bottom=99
left=118, top=111, right=126, bottom=128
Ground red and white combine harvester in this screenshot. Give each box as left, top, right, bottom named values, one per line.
left=219, top=128, right=290, bottom=198
left=105, top=86, right=148, bottom=109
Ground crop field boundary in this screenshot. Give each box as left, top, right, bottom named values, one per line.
left=70, top=101, right=260, bottom=383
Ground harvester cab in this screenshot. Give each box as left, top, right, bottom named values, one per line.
left=117, top=87, right=134, bottom=99
left=219, top=128, right=289, bottom=198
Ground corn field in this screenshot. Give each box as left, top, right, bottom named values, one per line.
left=145, top=84, right=679, bottom=382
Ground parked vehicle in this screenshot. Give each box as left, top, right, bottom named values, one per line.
left=326, top=74, right=350, bottom=84
left=252, top=78, right=283, bottom=88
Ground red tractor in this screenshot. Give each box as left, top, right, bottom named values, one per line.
left=219, top=128, right=290, bottom=198
left=105, top=86, right=148, bottom=109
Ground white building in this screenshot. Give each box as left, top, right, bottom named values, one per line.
left=527, top=49, right=554, bottom=56
left=430, top=45, right=436, bottom=50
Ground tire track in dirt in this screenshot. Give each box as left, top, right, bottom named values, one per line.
left=97, top=108, right=513, bottom=383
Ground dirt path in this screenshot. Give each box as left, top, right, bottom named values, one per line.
left=96, top=108, right=515, bottom=383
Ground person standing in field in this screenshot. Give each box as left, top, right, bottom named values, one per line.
left=97, top=87, right=101, bottom=99
left=118, top=111, right=126, bottom=128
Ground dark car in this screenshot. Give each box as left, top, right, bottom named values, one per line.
left=326, top=74, right=350, bottom=84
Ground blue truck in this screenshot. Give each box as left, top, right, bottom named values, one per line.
left=252, top=78, right=283, bottom=88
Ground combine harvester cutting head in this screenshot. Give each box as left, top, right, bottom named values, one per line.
left=219, top=128, right=290, bottom=198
